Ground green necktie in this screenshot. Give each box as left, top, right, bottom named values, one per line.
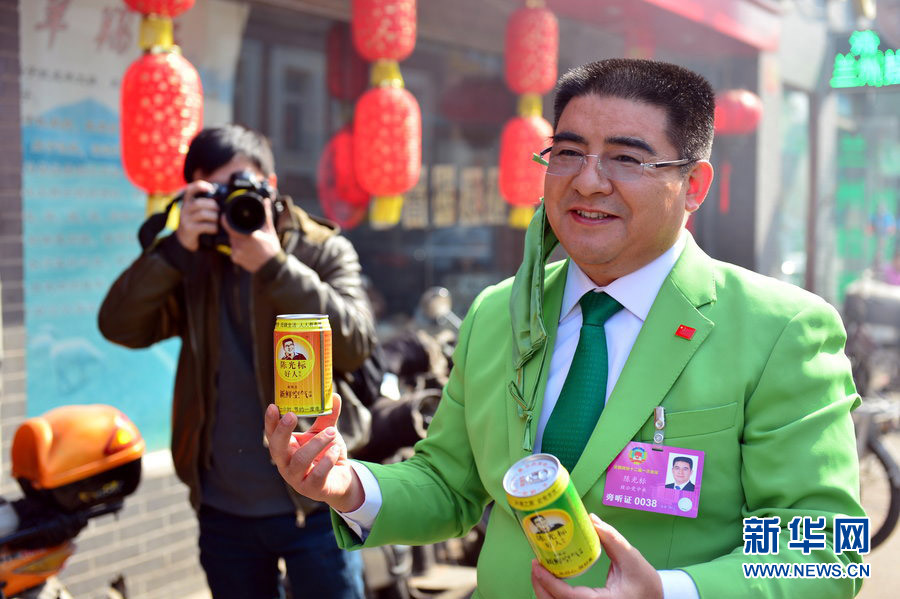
left=542, top=291, right=623, bottom=472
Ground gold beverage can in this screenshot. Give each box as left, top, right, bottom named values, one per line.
left=274, top=314, right=332, bottom=417
left=503, top=453, right=601, bottom=578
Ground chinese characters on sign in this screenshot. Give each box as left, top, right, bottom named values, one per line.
left=401, top=165, right=428, bottom=229
left=399, top=164, right=509, bottom=229
left=35, top=0, right=72, bottom=49
left=35, top=0, right=136, bottom=55
left=830, top=30, right=900, bottom=88
left=95, top=7, right=134, bottom=55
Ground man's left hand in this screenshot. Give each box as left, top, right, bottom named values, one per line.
left=222, top=198, right=281, bottom=273
left=531, top=514, right=662, bottom=599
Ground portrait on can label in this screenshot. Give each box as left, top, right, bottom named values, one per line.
left=525, top=509, right=575, bottom=551
left=276, top=335, right=315, bottom=382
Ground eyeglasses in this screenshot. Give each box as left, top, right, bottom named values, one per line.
left=532, top=147, right=697, bottom=182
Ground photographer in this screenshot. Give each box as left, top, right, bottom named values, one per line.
left=99, top=125, right=375, bottom=599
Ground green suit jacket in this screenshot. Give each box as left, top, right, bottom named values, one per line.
left=335, top=211, right=864, bottom=599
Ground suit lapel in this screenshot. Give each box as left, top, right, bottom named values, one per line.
left=571, top=237, right=719, bottom=497
left=506, top=260, right=568, bottom=466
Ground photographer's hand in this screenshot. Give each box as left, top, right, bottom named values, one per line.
left=176, top=181, right=219, bottom=252
left=223, top=198, right=281, bottom=272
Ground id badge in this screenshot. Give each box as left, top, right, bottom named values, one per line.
left=602, top=442, right=705, bottom=518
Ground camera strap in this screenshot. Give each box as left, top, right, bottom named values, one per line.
left=274, top=195, right=301, bottom=255
left=139, top=194, right=183, bottom=251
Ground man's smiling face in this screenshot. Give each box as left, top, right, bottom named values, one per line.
left=543, top=94, right=709, bottom=286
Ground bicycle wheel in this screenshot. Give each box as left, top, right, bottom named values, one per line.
left=859, top=435, right=900, bottom=548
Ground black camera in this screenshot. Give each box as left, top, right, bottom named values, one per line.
left=197, top=170, right=275, bottom=249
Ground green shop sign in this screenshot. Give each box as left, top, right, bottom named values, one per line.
left=830, top=30, right=900, bottom=88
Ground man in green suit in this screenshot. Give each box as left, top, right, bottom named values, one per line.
left=265, top=59, right=864, bottom=599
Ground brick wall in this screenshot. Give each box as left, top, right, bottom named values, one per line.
left=0, top=1, right=209, bottom=597
left=59, top=454, right=210, bottom=599
left=0, top=0, right=25, bottom=490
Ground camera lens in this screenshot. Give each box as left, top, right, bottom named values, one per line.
left=225, top=192, right=266, bottom=233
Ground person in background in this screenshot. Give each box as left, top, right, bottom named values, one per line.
left=99, top=125, right=375, bottom=599
left=880, top=254, right=900, bottom=285
left=265, top=59, right=864, bottom=599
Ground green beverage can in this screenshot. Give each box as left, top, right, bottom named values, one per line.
left=503, top=453, right=601, bottom=578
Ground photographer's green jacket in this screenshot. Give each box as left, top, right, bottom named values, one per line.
left=334, top=206, right=864, bottom=598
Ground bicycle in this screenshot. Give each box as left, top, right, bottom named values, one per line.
left=843, top=276, right=900, bottom=549
left=852, top=397, right=900, bottom=548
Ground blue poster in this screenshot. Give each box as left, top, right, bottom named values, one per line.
left=22, top=99, right=179, bottom=451
left=20, top=0, right=248, bottom=452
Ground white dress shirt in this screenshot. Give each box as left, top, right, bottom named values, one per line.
left=341, top=232, right=698, bottom=599
left=534, top=232, right=686, bottom=452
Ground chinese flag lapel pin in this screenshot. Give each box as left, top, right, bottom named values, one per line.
left=675, top=324, right=696, bottom=340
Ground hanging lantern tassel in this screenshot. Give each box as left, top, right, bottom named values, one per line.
left=139, top=14, right=174, bottom=51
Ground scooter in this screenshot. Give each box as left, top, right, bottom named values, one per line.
left=0, top=404, right=144, bottom=599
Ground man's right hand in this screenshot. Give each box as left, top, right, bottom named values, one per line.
left=265, top=394, right=365, bottom=514
left=175, top=181, right=219, bottom=251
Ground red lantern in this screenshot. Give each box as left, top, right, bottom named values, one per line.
left=352, top=0, right=417, bottom=62
left=327, top=22, right=370, bottom=103
left=121, top=51, right=203, bottom=194
left=318, top=126, right=370, bottom=212
left=124, top=0, right=195, bottom=17
left=320, top=195, right=368, bottom=231
left=353, top=86, right=421, bottom=199
left=499, top=116, right=552, bottom=208
left=505, top=6, right=558, bottom=95
left=714, top=89, right=763, bottom=135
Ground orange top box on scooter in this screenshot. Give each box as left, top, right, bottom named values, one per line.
left=11, top=404, right=144, bottom=512
left=0, top=404, right=145, bottom=598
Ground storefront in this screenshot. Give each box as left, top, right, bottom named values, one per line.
left=767, top=1, right=900, bottom=307
left=234, top=0, right=782, bottom=320
left=6, top=0, right=788, bottom=444
left=826, top=26, right=900, bottom=302
left=3, top=1, right=867, bottom=596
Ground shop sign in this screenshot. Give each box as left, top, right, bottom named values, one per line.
left=402, top=165, right=429, bottom=230
left=458, top=167, right=486, bottom=226
left=830, top=30, right=900, bottom=88
left=431, top=164, right=458, bottom=228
